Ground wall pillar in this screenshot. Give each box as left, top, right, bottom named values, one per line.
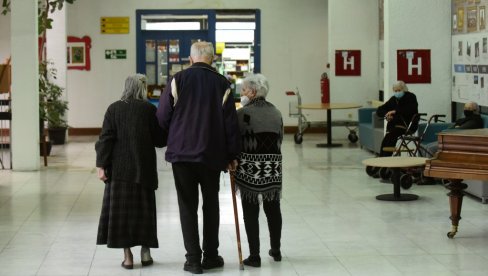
left=11, top=0, right=40, bottom=170
left=384, top=0, right=451, bottom=119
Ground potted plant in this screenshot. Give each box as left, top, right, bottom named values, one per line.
left=39, top=60, right=68, bottom=145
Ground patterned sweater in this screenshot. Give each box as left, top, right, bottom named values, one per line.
left=235, top=97, right=283, bottom=203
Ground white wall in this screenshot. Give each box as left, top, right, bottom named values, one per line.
left=328, top=0, right=379, bottom=138
left=66, top=0, right=328, bottom=128
left=0, top=12, right=10, bottom=63
left=384, top=0, right=452, bottom=120
left=10, top=0, right=39, bottom=170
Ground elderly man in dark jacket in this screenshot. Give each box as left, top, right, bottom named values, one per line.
left=156, top=41, right=240, bottom=274
left=376, top=80, right=418, bottom=156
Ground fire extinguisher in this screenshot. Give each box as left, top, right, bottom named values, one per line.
left=320, top=72, right=330, bottom=104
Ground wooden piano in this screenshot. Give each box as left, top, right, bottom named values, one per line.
left=424, top=128, right=488, bottom=238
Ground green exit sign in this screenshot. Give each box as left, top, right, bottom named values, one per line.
left=105, top=49, right=127, bottom=59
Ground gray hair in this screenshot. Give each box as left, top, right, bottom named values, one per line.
left=121, top=74, right=147, bottom=101
left=465, top=101, right=479, bottom=114
left=392, top=80, right=408, bottom=92
left=190, top=42, right=214, bottom=60
left=242, top=73, right=269, bottom=98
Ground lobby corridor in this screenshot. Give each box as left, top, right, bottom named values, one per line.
left=1, top=134, right=488, bottom=275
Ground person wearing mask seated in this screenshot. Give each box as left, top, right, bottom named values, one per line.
left=424, top=101, right=483, bottom=157
left=376, top=80, right=419, bottom=157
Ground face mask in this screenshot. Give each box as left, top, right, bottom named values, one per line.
left=394, top=91, right=405, bottom=99
left=240, top=95, right=250, bottom=106
left=464, top=110, right=474, bottom=117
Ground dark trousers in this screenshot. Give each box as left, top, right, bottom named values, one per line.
left=172, top=162, right=221, bottom=262
left=241, top=199, right=282, bottom=256
left=379, top=127, right=406, bottom=157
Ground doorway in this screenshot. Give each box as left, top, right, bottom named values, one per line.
left=136, top=9, right=260, bottom=101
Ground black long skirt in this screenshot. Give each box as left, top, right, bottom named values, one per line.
left=96, top=180, right=158, bottom=248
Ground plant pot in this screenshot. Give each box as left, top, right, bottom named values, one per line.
left=48, top=127, right=67, bottom=145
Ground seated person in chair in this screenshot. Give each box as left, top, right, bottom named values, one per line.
left=376, top=81, right=419, bottom=156
left=424, top=101, right=483, bottom=157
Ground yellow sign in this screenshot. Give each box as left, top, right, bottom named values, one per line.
left=101, top=17, right=129, bottom=34
left=216, top=42, right=225, bottom=54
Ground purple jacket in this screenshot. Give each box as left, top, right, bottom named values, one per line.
left=156, top=62, right=240, bottom=171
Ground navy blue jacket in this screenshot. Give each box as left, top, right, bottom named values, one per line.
left=156, top=62, right=240, bottom=171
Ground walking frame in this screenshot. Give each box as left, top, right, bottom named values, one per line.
left=367, top=113, right=447, bottom=188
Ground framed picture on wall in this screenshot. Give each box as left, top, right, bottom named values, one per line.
left=480, top=6, right=486, bottom=30
left=457, top=7, right=465, bottom=32
left=467, top=6, right=478, bottom=32
left=67, top=36, right=91, bottom=70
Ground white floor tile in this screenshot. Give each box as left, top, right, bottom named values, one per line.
left=0, top=134, right=487, bottom=275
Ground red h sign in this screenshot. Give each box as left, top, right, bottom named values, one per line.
left=397, top=49, right=431, bottom=83
left=335, top=50, right=361, bottom=76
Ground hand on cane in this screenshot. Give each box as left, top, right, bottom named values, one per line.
left=227, top=159, right=238, bottom=172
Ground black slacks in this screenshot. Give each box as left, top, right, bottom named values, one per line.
left=241, top=199, right=282, bottom=256
left=172, top=162, right=221, bottom=263
left=379, top=127, right=407, bottom=157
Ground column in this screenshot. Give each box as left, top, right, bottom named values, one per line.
left=11, top=0, right=39, bottom=170
left=383, top=0, right=451, bottom=118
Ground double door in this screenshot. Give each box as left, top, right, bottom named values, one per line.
left=140, top=31, right=210, bottom=98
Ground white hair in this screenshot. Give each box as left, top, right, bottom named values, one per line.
left=190, top=42, right=214, bottom=60
left=121, top=74, right=147, bottom=101
left=392, top=80, right=408, bottom=92
left=465, top=101, right=479, bottom=114
left=242, top=74, right=269, bottom=98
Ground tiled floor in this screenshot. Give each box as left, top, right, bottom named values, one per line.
left=1, top=134, right=488, bottom=275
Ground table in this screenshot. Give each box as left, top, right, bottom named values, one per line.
left=362, top=157, right=427, bottom=201
left=299, top=103, right=362, bottom=147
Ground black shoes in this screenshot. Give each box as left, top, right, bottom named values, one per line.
left=201, top=255, right=224, bottom=269
left=183, top=255, right=223, bottom=273
left=269, top=249, right=282, bottom=262
left=184, top=261, right=203, bottom=274
left=243, top=255, right=261, bottom=267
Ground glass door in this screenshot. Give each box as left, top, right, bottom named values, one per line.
left=142, top=32, right=209, bottom=100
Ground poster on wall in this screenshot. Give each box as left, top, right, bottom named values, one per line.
left=452, top=0, right=488, bottom=106
left=480, top=6, right=486, bottom=30
left=335, top=50, right=361, bottom=76
left=397, top=49, right=431, bottom=83
left=467, top=6, right=478, bottom=32
left=458, top=7, right=465, bottom=32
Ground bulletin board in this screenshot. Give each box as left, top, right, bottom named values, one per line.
left=452, top=0, right=488, bottom=106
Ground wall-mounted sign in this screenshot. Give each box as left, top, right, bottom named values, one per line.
left=397, top=49, right=431, bottom=83
left=105, top=49, right=127, bottom=59
left=335, top=50, right=361, bottom=76
left=101, top=17, right=129, bottom=34
left=67, top=36, right=91, bottom=70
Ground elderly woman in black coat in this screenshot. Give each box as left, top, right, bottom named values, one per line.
left=95, top=74, right=165, bottom=269
left=376, top=80, right=418, bottom=156
left=234, top=73, right=283, bottom=267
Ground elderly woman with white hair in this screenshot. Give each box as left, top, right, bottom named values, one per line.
left=235, top=73, right=283, bottom=267
left=376, top=80, right=418, bottom=156
left=95, top=74, right=166, bottom=269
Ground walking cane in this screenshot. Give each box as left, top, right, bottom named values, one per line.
left=229, top=172, right=244, bottom=270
